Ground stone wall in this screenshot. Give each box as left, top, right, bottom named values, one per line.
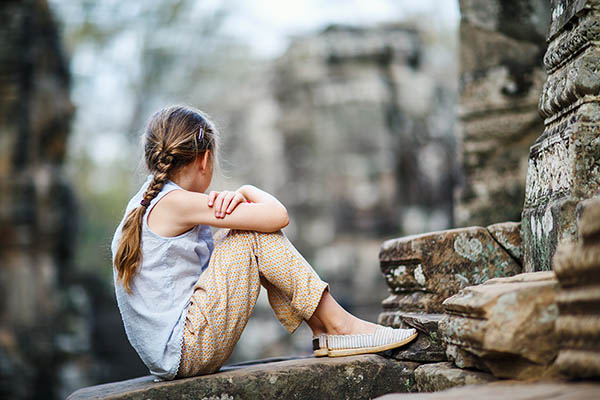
left=522, top=0, right=600, bottom=271
left=0, top=1, right=75, bottom=398
left=454, top=0, right=550, bottom=226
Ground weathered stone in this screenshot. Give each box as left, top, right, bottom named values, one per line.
left=377, top=381, right=600, bottom=400
left=521, top=0, right=600, bottom=272
left=522, top=101, right=600, bottom=273
left=275, top=23, right=456, bottom=255
left=539, top=46, right=600, bottom=120
left=380, top=227, right=521, bottom=313
left=486, top=221, right=522, bottom=262
left=454, top=0, right=549, bottom=227
left=381, top=293, right=443, bottom=314
left=578, top=196, right=600, bottom=242
left=67, top=356, right=420, bottom=400
left=440, top=271, right=560, bottom=379
left=544, top=6, right=600, bottom=73
left=413, top=362, right=496, bottom=392
left=444, top=344, right=489, bottom=372
left=553, top=197, right=600, bottom=378
left=0, top=1, right=75, bottom=399
left=548, top=0, right=597, bottom=39
left=378, top=312, right=446, bottom=362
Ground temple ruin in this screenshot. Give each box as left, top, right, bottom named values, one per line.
left=2, top=0, right=599, bottom=398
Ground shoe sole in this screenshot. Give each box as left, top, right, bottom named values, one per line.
left=327, top=331, right=418, bottom=357
left=313, top=348, right=328, bottom=357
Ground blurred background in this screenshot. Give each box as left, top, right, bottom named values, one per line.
left=1, top=0, right=461, bottom=398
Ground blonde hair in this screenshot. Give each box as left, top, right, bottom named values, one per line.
left=114, top=105, right=219, bottom=293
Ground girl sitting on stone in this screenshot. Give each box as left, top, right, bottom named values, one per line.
left=111, top=105, right=417, bottom=380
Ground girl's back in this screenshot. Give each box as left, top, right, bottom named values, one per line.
left=111, top=175, right=213, bottom=379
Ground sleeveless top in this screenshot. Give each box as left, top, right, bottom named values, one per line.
left=111, top=175, right=214, bottom=380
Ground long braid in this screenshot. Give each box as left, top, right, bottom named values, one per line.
left=114, top=152, right=175, bottom=293
left=114, top=105, right=219, bottom=294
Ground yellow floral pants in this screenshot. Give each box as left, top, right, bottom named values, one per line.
left=177, top=229, right=328, bottom=378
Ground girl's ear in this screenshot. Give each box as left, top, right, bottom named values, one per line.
left=200, top=150, right=211, bottom=172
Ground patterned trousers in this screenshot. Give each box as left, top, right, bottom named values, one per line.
left=177, top=229, right=329, bottom=377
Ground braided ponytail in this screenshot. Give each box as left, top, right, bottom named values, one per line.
left=114, top=106, right=219, bottom=293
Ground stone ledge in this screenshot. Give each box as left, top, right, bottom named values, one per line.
left=414, top=362, right=496, bottom=392
left=379, top=226, right=521, bottom=313
left=67, top=355, right=420, bottom=400
left=440, top=271, right=560, bottom=379
left=378, top=312, right=446, bottom=363
left=377, top=381, right=600, bottom=400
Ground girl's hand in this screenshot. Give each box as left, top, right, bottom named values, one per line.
left=207, top=190, right=247, bottom=218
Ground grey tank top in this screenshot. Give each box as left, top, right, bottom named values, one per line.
left=111, top=175, right=214, bottom=380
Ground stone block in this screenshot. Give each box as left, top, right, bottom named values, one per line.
left=487, top=221, right=522, bottom=262
left=67, top=356, right=420, bottom=400
left=577, top=196, right=600, bottom=243
left=548, top=0, right=596, bottom=39
left=458, top=25, right=545, bottom=113
left=440, top=271, right=560, bottom=379
left=413, top=362, right=496, bottom=392
left=380, top=226, right=521, bottom=313
left=378, top=381, right=600, bottom=400
left=544, top=7, right=600, bottom=74
left=553, top=197, right=600, bottom=378
left=459, top=0, right=550, bottom=42
left=378, top=312, right=446, bottom=362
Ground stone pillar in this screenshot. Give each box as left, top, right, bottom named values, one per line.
left=454, top=0, right=550, bottom=226
left=522, top=0, right=600, bottom=271
left=0, top=1, right=74, bottom=398
left=553, top=198, right=600, bottom=378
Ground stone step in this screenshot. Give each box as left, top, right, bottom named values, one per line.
left=377, top=381, right=600, bottom=400
left=413, top=362, right=496, bottom=392
left=439, top=271, right=560, bottom=379
left=379, top=225, right=521, bottom=314
left=553, top=197, right=600, bottom=378
left=378, top=311, right=446, bottom=362
left=67, top=355, right=420, bottom=400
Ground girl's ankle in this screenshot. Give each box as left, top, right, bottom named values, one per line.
left=324, top=317, right=351, bottom=335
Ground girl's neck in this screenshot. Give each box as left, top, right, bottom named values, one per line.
left=170, top=163, right=210, bottom=193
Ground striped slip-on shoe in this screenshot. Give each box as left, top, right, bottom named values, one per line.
left=312, top=334, right=328, bottom=357
left=327, top=326, right=417, bottom=357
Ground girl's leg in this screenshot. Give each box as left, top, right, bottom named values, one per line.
left=306, top=314, right=326, bottom=336
left=178, top=229, right=328, bottom=377
left=310, top=290, right=378, bottom=335
left=178, top=229, right=262, bottom=377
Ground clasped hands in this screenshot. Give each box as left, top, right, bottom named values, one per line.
left=207, top=189, right=248, bottom=219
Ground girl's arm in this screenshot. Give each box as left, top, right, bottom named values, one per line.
left=152, top=185, right=289, bottom=233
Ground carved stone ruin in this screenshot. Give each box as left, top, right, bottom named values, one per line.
left=440, top=271, right=560, bottom=379
left=553, top=197, right=600, bottom=378
left=378, top=223, right=522, bottom=363
left=522, top=0, right=600, bottom=272
left=0, top=1, right=74, bottom=398
left=454, top=0, right=549, bottom=226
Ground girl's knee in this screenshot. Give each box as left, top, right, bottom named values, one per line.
left=225, top=229, right=284, bottom=243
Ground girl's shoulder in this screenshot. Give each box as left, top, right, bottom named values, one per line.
left=146, top=188, right=208, bottom=238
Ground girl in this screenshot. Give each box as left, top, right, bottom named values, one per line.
left=111, top=105, right=417, bottom=380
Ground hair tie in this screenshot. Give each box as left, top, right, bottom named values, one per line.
left=140, top=198, right=151, bottom=208
left=198, top=126, right=204, bottom=143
